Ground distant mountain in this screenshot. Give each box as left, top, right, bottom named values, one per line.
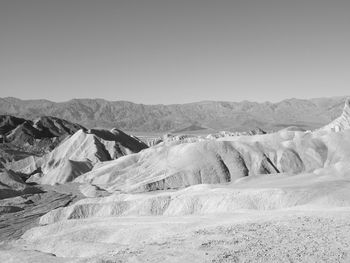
left=0, top=96, right=348, bottom=132
left=173, top=124, right=207, bottom=133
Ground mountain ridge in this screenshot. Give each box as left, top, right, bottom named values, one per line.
left=0, top=96, right=348, bottom=132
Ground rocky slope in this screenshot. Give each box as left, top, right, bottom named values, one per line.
left=5, top=128, right=148, bottom=185
left=0, top=115, right=86, bottom=168
left=74, top=128, right=337, bottom=193
left=0, top=115, right=85, bottom=146
left=0, top=96, right=348, bottom=132
left=0, top=184, right=79, bottom=241
left=0, top=169, right=42, bottom=200
left=319, top=98, right=350, bottom=132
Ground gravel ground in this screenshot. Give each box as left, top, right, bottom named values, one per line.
left=2, top=209, right=350, bottom=262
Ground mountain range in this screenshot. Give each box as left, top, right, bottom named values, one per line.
left=0, top=96, right=348, bottom=132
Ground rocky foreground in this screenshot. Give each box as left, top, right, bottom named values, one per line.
left=1, top=210, right=350, bottom=262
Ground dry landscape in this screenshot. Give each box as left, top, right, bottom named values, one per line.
left=2, top=0, right=350, bottom=261
left=0, top=97, right=349, bottom=262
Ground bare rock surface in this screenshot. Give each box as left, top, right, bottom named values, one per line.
left=320, top=98, right=350, bottom=132
left=0, top=190, right=77, bottom=241
left=0, top=169, right=42, bottom=200
left=74, top=128, right=347, bottom=193
left=0, top=115, right=84, bottom=162
left=89, top=128, right=148, bottom=158
left=39, top=171, right=350, bottom=224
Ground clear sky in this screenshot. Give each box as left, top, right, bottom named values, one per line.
left=0, top=0, right=349, bottom=104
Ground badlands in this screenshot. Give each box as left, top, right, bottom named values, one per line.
left=1, top=99, right=350, bottom=262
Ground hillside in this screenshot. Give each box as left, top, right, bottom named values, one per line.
left=0, top=115, right=85, bottom=167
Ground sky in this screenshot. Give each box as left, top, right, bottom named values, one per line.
left=0, top=0, right=350, bottom=104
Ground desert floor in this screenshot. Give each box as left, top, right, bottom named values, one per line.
left=1, top=208, right=350, bottom=263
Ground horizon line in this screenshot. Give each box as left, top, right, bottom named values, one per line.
left=1, top=95, right=349, bottom=106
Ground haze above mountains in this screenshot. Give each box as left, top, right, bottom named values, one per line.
left=0, top=96, right=348, bottom=133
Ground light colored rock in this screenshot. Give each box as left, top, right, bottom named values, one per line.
left=74, top=128, right=338, bottom=192
left=319, top=97, right=350, bottom=132
left=41, top=171, right=350, bottom=224
left=75, top=140, right=250, bottom=192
